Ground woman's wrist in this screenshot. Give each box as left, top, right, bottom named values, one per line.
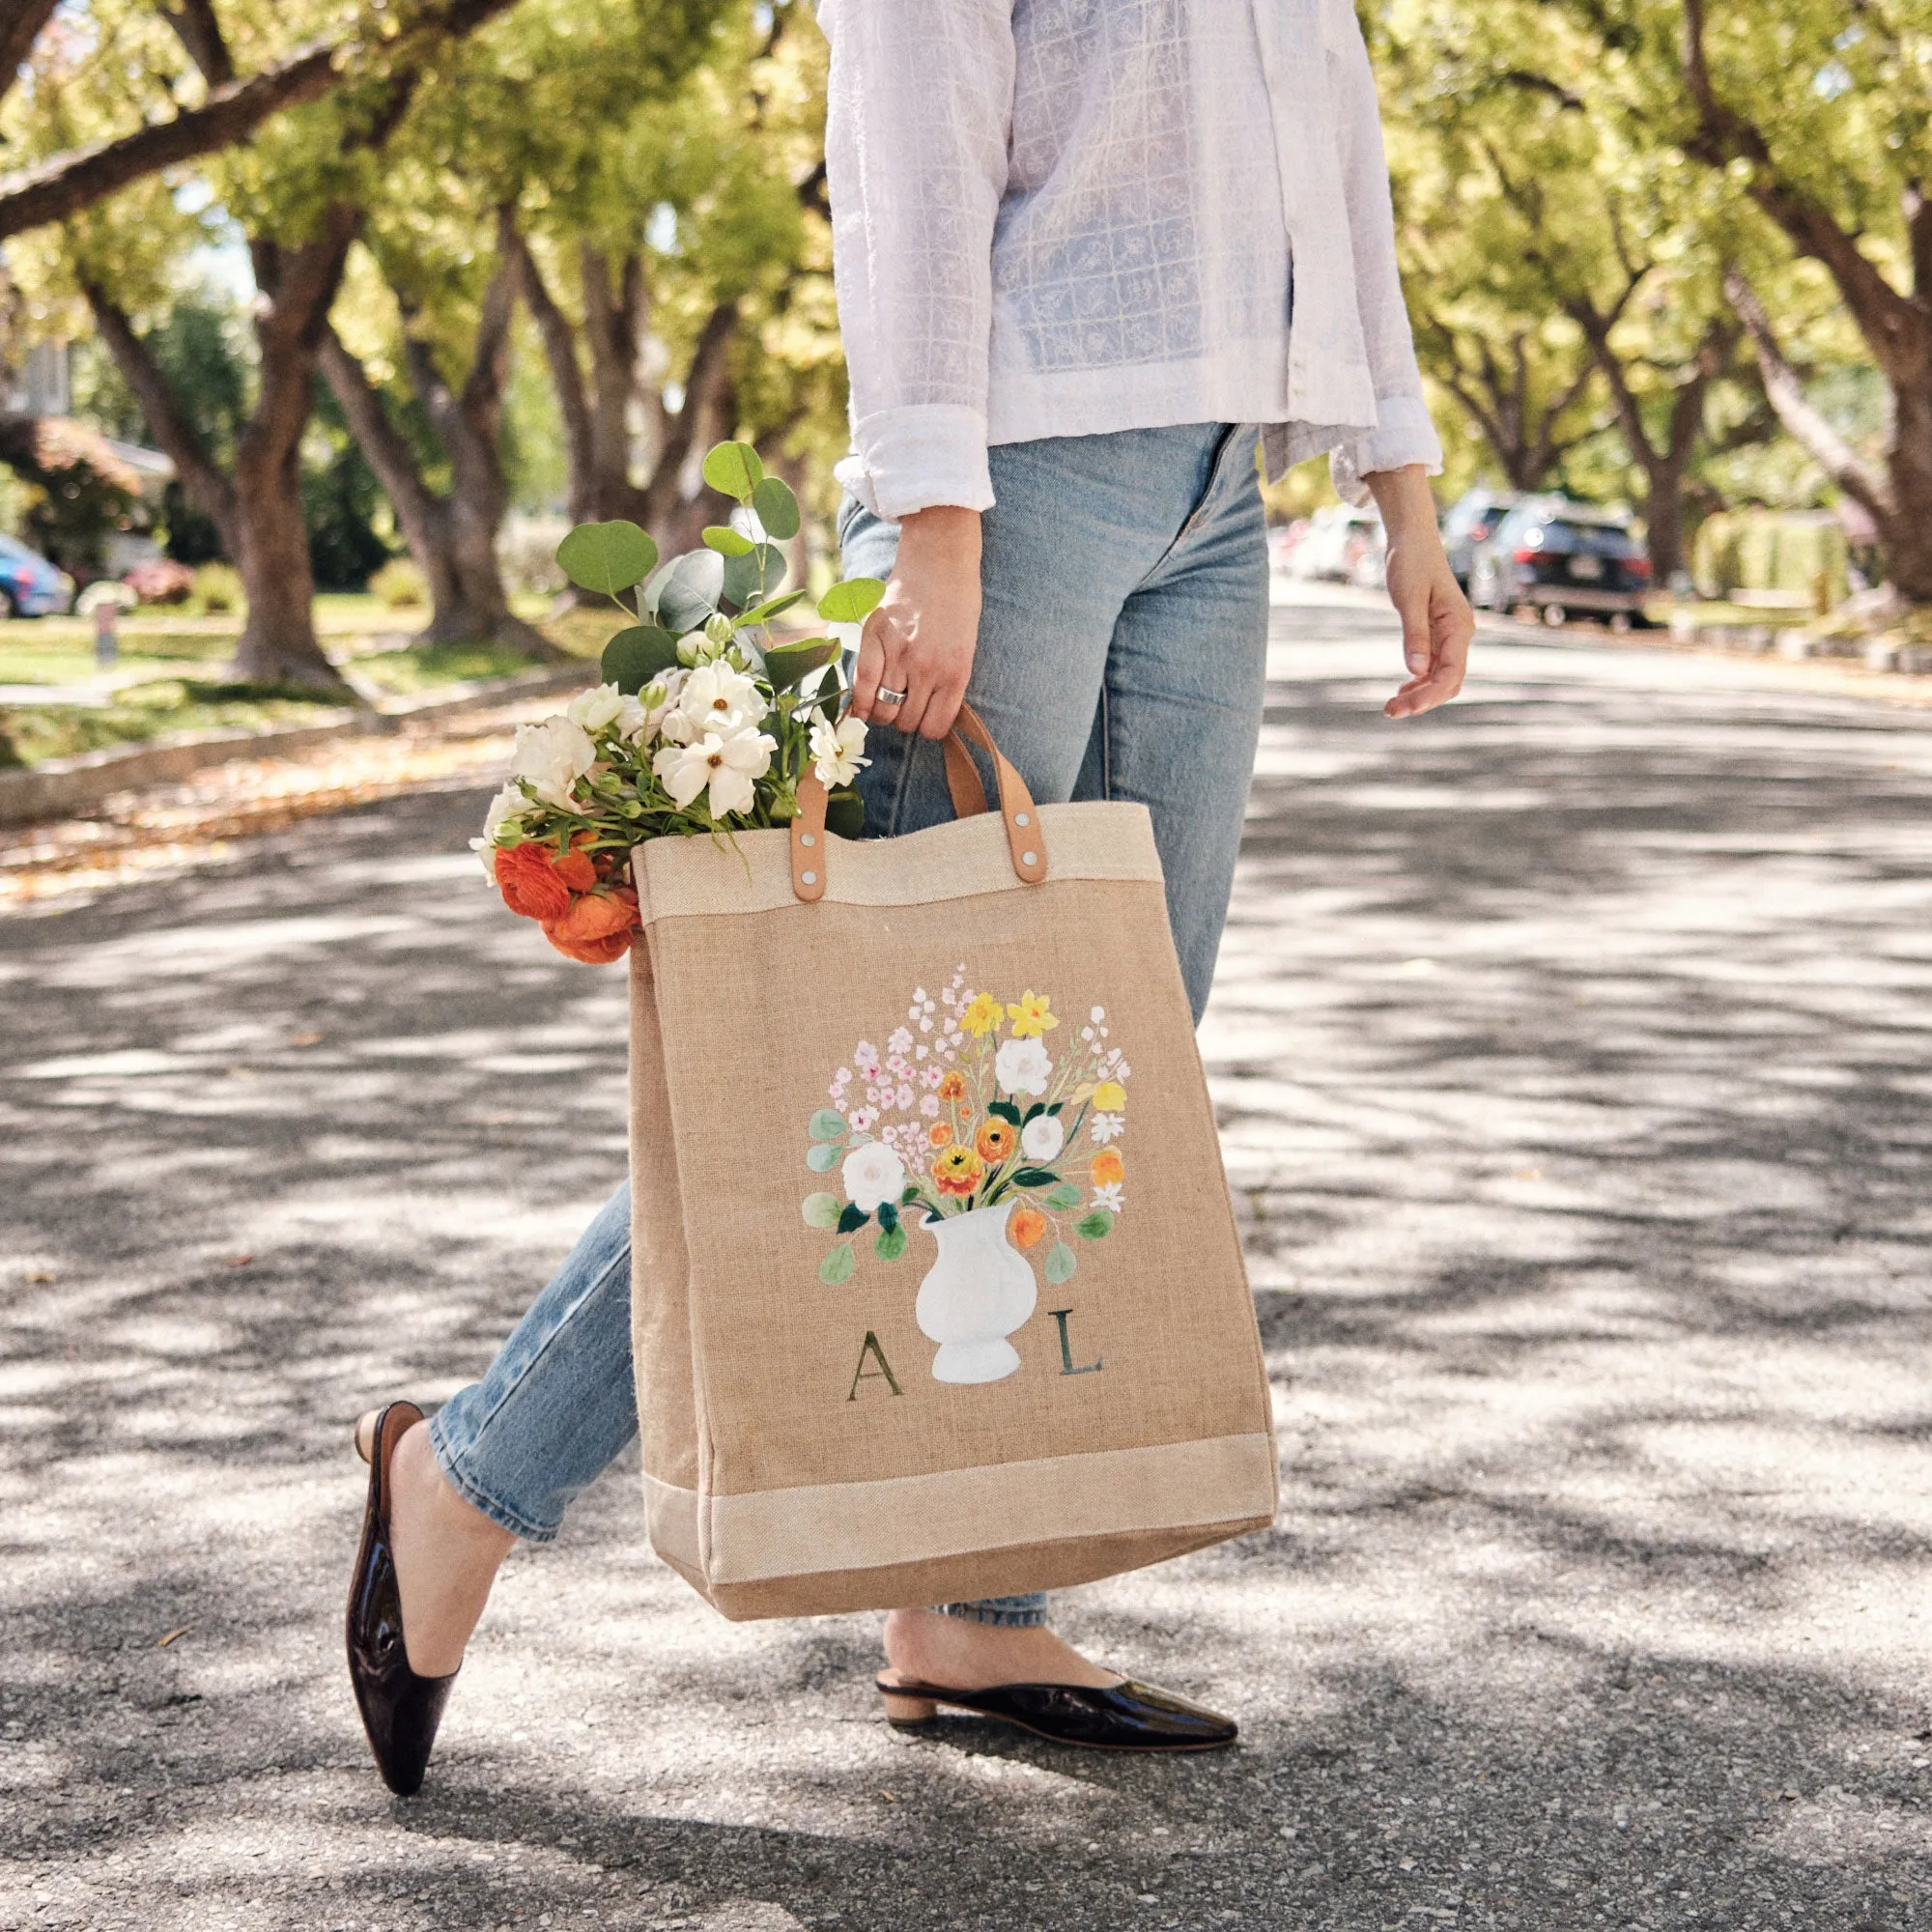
left=1362, top=465, right=1441, bottom=546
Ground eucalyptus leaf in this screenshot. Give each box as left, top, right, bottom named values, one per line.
left=1074, top=1209, right=1114, bottom=1240
left=836, top=1202, right=870, bottom=1236
left=601, top=624, right=680, bottom=694
left=1044, top=1242, right=1078, bottom=1285
left=801, top=1191, right=841, bottom=1230
left=825, top=789, right=866, bottom=839
left=751, top=474, right=801, bottom=539
left=808, top=1108, right=847, bottom=1141
left=818, top=1242, right=856, bottom=1286
left=722, top=543, right=786, bottom=611
left=702, top=525, right=756, bottom=556
left=1044, top=1182, right=1083, bottom=1210
left=806, top=1142, right=840, bottom=1173
left=875, top=1224, right=908, bottom=1262
left=701, top=440, right=763, bottom=501
left=764, top=638, right=840, bottom=691
left=735, top=587, right=810, bottom=627
left=876, top=1201, right=899, bottom=1235
left=656, top=549, right=726, bottom=634
left=555, top=521, right=657, bottom=596
left=817, top=577, right=887, bottom=624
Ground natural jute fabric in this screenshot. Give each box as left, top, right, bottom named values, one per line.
left=627, top=773, right=1277, bottom=1620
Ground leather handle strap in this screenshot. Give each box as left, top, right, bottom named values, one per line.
left=788, top=700, right=1047, bottom=903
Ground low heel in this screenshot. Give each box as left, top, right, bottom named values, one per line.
left=881, top=1689, right=939, bottom=1727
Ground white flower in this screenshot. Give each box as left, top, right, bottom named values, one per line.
left=566, top=682, right=626, bottom=732
left=842, top=1140, right=905, bottom=1211
left=678, top=662, right=767, bottom=737
left=1092, top=1181, right=1124, bottom=1214
left=1090, top=1112, right=1124, bottom=1145
left=471, top=782, right=528, bottom=879
left=652, top=724, right=776, bottom=818
left=994, top=1036, right=1052, bottom=1096
left=1020, top=1113, right=1065, bottom=1162
left=810, top=714, right=869, bottom=788
left=511, top=715, right=597, bottom=808
left=888, top=1027, right=914, bottom=1055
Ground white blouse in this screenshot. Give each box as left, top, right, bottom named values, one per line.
left=819, top=0, right=1444, bottom=519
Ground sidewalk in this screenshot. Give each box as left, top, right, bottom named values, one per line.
left=1, top=586, right=1928, bottom=1930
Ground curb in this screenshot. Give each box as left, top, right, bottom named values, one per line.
left=0, top=661, right=594, bottom=828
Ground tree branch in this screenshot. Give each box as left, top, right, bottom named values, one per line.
left=640, top=297, right=738, bottom=525
left=159, top=0, right=236, bottom=88
left=0, top=0, right=62, bottom=116
left=1722, top=268, right=1894, bottom=524
left=318, top=324, right=438, bottom=542
left=0, top=41, right=340, bottom=242
left=503, top=224, right=595, bottom=525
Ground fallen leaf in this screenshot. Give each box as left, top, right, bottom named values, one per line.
left=156, top=1626, right=192, bottom=1648
left=288, top=1031, right=325, bottom=1048
left=24, top=1268, right=56, bottom=1283
left=225, top=1253, right=253, bottom=1267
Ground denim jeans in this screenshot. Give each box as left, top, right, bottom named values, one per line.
left=431, top=422, right=1268, bottom=1629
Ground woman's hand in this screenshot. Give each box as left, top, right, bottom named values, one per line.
left=1365, top=465, right=1473, bottom=720
left=851, top=505, right=982, bottom=740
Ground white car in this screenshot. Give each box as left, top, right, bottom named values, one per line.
left=1288, top=503, right=1383, bottom=582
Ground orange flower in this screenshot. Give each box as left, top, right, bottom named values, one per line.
left=938, top=1069, right=967, bottom=1101
left=554, top=845, right=598, bottom=892
left=1091, top=1148, right=1124, bottom=1187
left=932, top=1145, right=984, bottom=1197
left=542, top=888, right=640, bottom=965
left=1009, top=1207, right=1047, bottom=1250
left=975, top=1120, right=1016, bottom=1163
left=927, top=1122, right=952, bottom=1148
left=495, top=842, right=574, bottom=921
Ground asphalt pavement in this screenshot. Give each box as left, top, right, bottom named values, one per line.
left=3, top=583, right=1930, bottom=1932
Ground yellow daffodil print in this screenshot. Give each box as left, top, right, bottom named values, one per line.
left=961, top=992, right=1005, bottom=1037
left=1092, top=1079, right=1125, bottom=1112
left=1006, top=990, right=1058, bottom=1038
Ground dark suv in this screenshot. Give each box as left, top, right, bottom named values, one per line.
left=1440, top=487, right=1520, bottom=590
left=1468, top=498, right=1652, bottom=627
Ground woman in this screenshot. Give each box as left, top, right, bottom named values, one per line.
left=348, top=0, right=1472, bottom=1795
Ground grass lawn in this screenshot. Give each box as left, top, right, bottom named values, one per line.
left=0, top=594, right=616, bottom=769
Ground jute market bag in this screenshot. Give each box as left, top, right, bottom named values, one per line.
left=627, top=704, right=1278, bottom=1619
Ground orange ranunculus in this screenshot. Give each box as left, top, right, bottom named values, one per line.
left=1009, top=1207, right=1047, bottom=1250
left=1091, top=1148, right=1124, bottom=1187
left=554, top=845, right=598, bottom=892
left=938, top=1068, right=967, bottom=1101
left=932, top=1145, right=984, bottom=1197
left=927, top=1122, right=952, bottom=1148
left=541, top=888, right=639, bottom=965
left=976, top=1120, right=1016, bottom=1163
left=495, top=841, right=573, bottom=921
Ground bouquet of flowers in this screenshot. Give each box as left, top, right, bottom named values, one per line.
left=476, top=440, right=885, bottom=962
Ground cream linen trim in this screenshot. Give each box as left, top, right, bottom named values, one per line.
left=631, top=799, right=1162, bottom=926
left=641, top=1434, right=1277, bottom=1585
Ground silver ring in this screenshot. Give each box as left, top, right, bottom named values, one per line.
left=875, top=685, right=907, bottom=707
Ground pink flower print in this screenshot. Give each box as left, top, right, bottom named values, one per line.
left=895, top=1082, right=915, bottom=1111
left=886, top=1054, right=911, bottom=1080
left=866, top=1086, right=882, bottom=1106
left=888, top=1026, right=914, bottom=1056
left=920, top=1094, right=940, bottom=1118
left=849, top=1107, right=878, bottom=1132
left=922, top=1066, right=943, bottom=1090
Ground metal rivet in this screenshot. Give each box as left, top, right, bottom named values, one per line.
left=1014, top=812, right=1030, bottom=827
left=801, top=833, right=815, bottom=847
left=1021, top=851, right=1037, bottom=867
left=800, top=870, right=816, bottom=886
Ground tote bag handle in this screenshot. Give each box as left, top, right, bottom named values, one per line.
left=791, top=701, right=1048, bottom=902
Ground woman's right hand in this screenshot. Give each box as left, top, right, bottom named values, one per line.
left=851, top=504, right=982, bottom=740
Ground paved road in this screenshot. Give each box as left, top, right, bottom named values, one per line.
left=4, top=585, right=1930, bottom=1932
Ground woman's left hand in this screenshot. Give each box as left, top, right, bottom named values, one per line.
left=1365, top=464, right=1474, bottom=720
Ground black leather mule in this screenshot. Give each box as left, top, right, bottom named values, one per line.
left=877, top=1673, right=1236, bottom=1751
left=347, top=1401, right=457, bottom=1795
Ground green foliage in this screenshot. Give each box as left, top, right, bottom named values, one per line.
left=192, top=563, right=243, bottom=613
left=817, top=1242, right=855, bottom=1286
left=817, top=578, right=886, bottom=625
left=369, top=558, right=428, bottom=609
left=1073, top=1210, right=1114, bottom=1241
left=752, top=474, right=801, bottom=540
left=801, top=1191, right=841, bottom=1230
left=701, top=440, right=763, bottom=500
left=1045, top=1242, right=1078, bottom=1286
left=557, top=521, right=659, bottom=596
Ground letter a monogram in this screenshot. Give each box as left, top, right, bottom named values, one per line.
left=847, top=1329, right=904, bottom=1401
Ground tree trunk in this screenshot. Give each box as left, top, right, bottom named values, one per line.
left=1889, top=376, right=1932, bottom=604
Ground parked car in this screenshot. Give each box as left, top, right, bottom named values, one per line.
left=1468, top=498, right=1652, bottom=627
left=0, top=533, right=74, bottom=617
left=1290, top=502, right=1384, bottom=582
left=1440, top=486, right=1520, bottom=589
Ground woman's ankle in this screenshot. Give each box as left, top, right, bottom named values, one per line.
left=388, top=1421, right=515, bottom=1674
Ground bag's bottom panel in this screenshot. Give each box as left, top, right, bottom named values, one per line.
left=653, top=1516, right=1275, bottom=1622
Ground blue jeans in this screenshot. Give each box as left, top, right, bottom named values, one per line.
left=432, top=422, right=1268, bottom=1628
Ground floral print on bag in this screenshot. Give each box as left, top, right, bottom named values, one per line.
left=802, top=966, right=1129, bottom=1290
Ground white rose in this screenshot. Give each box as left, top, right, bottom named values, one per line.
left=566, top=682, right=626, bottom=732
left=652, top=724, right=775, bottom=819
left=1020, top=1113, right=1064, bottom=1162
left=810, top=715, right=869, bottom=789
left=994, top=1036, right=1052, bottom=1096
left=842, top=1140, right=905, bottom=1213
left=471, top=781, right=527, bottom=880
left=511, top=715, right=596, bottom=808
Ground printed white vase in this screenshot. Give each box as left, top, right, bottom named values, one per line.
left=915, top=1200, right=1037, bottom=1384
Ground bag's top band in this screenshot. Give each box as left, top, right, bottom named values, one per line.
left=791, top=700, right=1046, bottom=903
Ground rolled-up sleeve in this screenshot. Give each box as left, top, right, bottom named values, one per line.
left=1324, top=9, right=1442, bottom=502
left=820, top=0, right=1014, bottom=518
